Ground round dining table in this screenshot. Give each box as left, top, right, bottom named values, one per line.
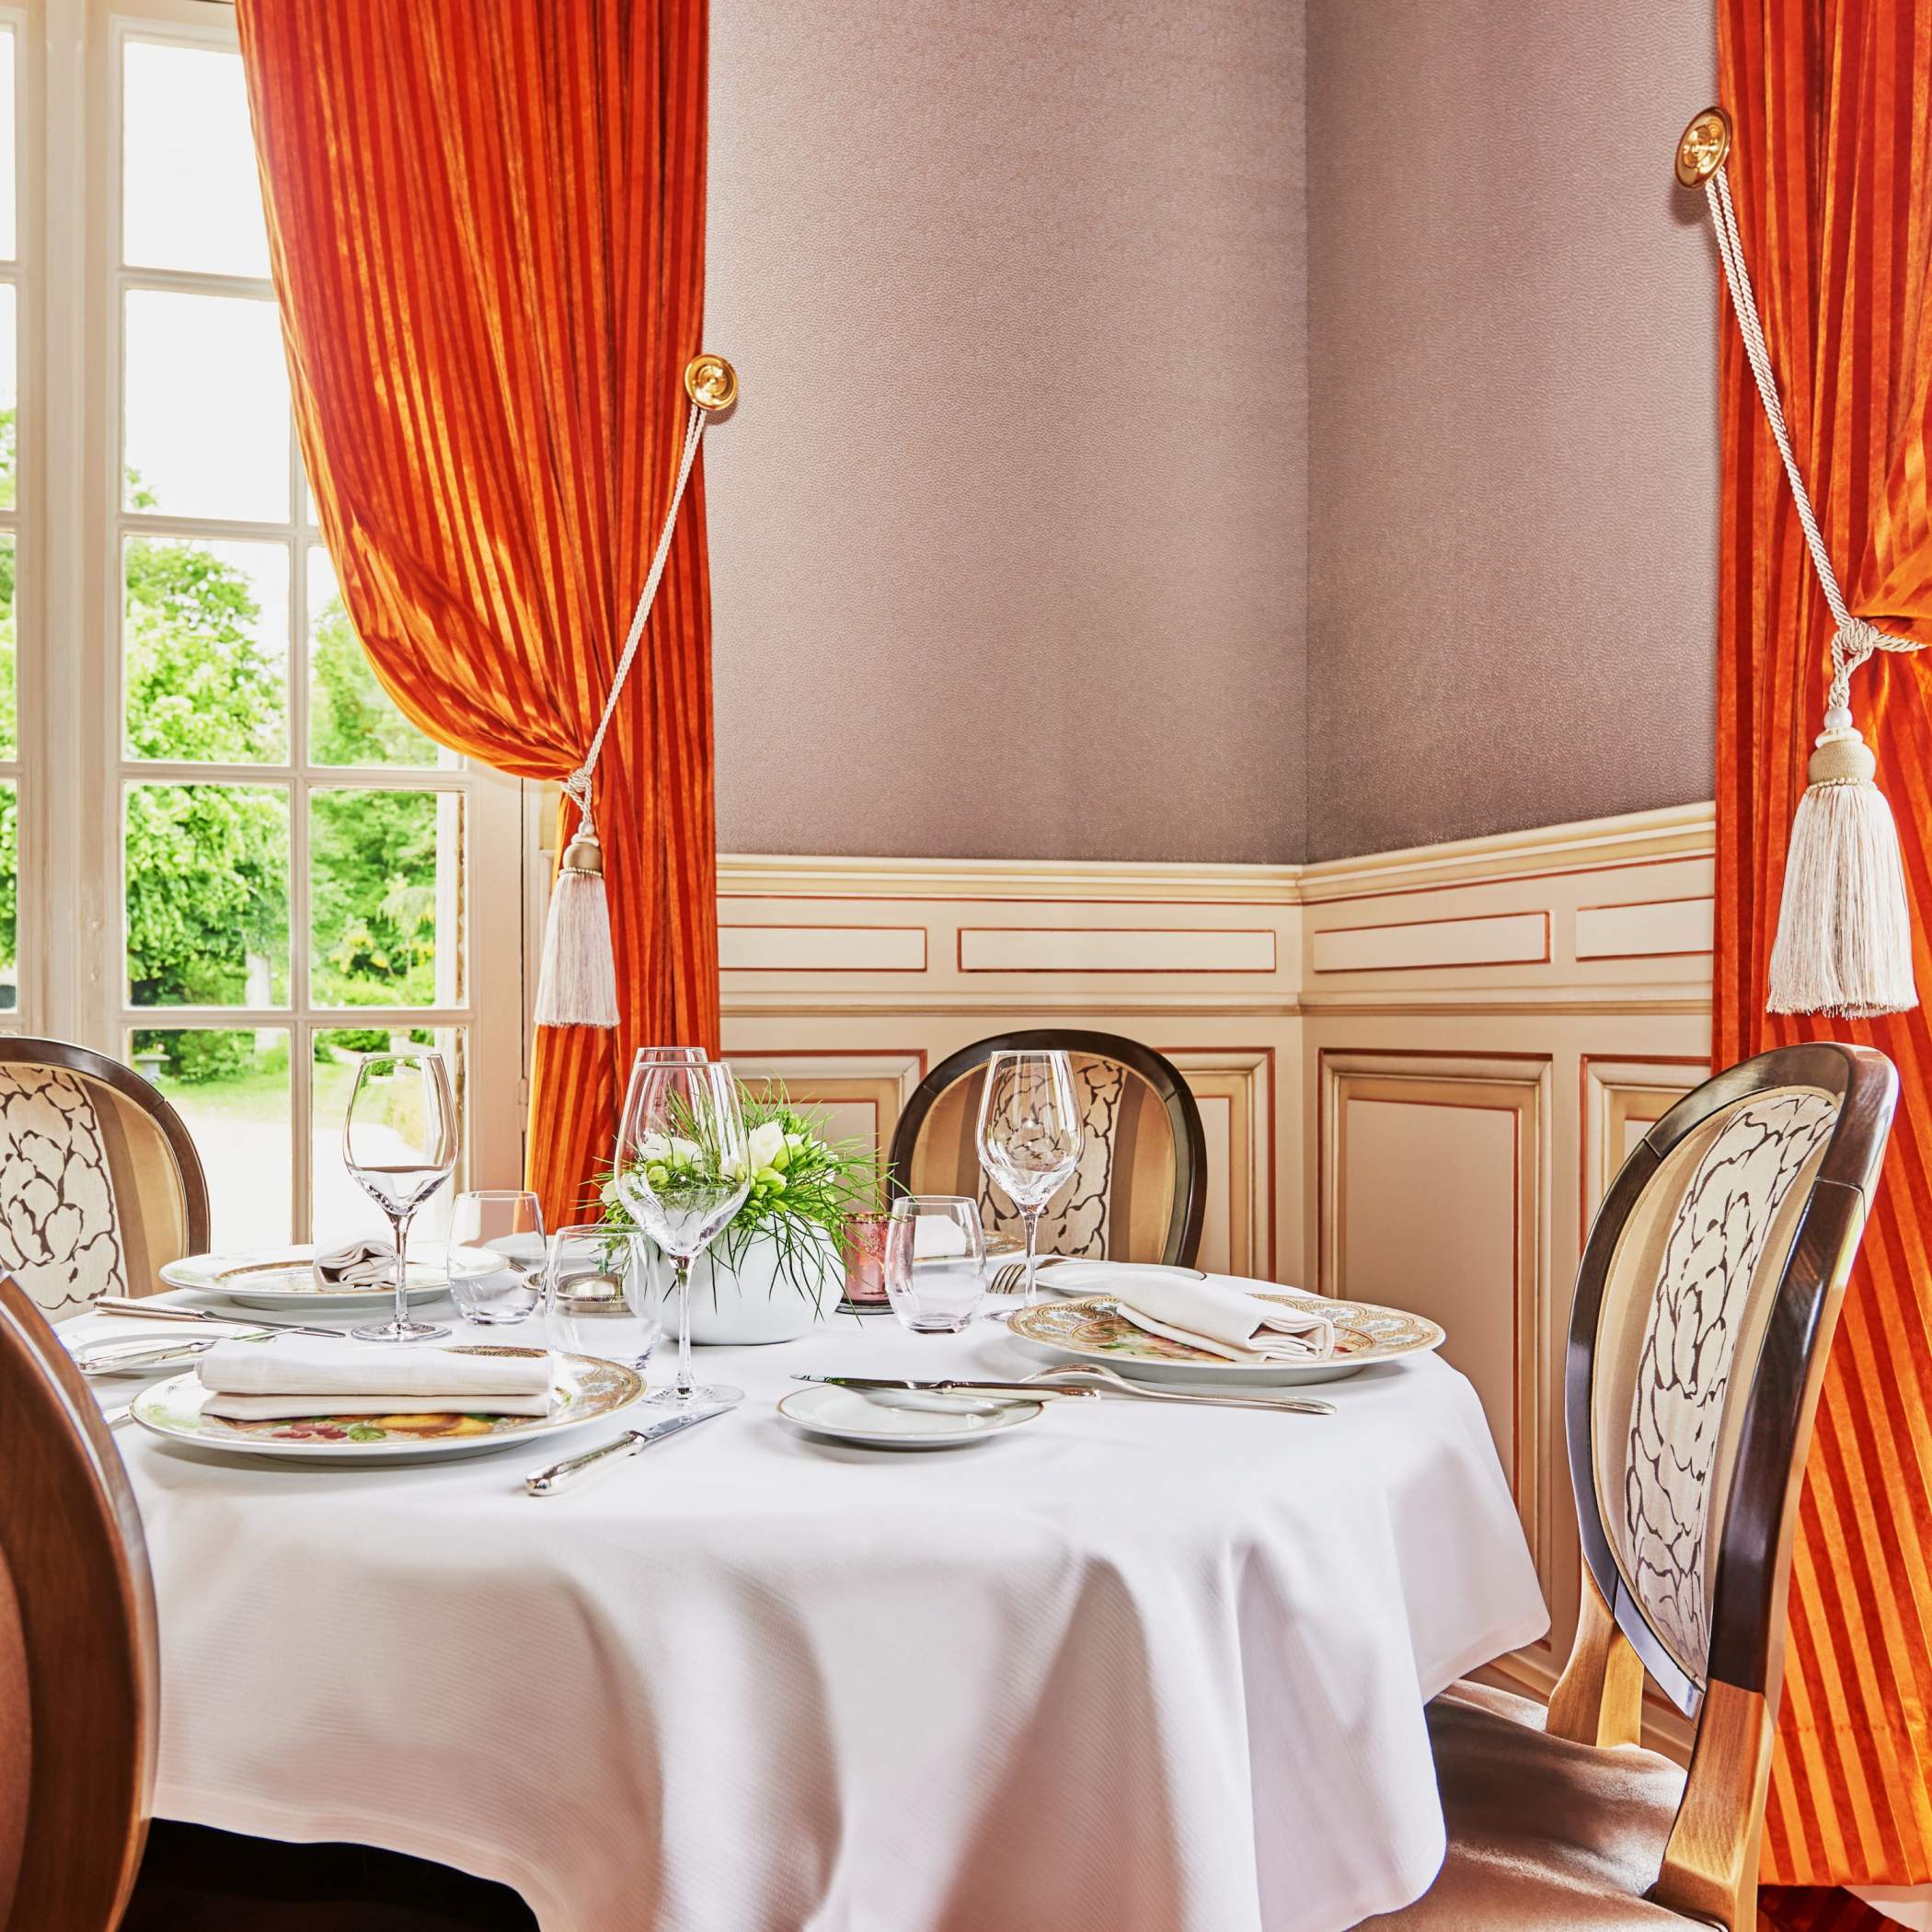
left=71, top=1284, right=1547, bottom=1932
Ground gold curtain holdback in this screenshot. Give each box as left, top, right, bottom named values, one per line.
left=684, top=353, right=738, bottom=412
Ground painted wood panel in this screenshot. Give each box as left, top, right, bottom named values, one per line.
left=1311, top=911, right=1549, bottom=974
left=719, top=926, right=927, bottom=972
left=957, top=926, right=1278, bottom=974
left=1574, top=898, right=1714, bottom=960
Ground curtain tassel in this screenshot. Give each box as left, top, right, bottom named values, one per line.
left=1766, top=696, right=1916, bottom=1017
left=534, top=814, right=620, bottom=1029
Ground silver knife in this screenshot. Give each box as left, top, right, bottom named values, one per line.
left=794, top=1374, right=1096, bottom=1400
left=524, top=1404, right=727, bottom=1496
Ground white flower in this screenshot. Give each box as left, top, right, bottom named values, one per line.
left=638, top=1132, right=671, bottom=1163
left=599, top=1178, right=621, bottom=1208
left=746, top=1121, right=785, bottom=1170
left=669, top=1136, right=704, bottom=1168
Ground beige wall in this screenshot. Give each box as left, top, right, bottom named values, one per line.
left=704, top=0, right=1307, bottom=864
left=1305, top=0, right=1718, bottom=861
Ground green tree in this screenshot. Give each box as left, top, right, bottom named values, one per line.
left=0, top=407, right=450, bottom=1067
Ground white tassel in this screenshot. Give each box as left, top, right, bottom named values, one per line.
left=534, top=825, right=620, bottom=1029
left=1767, top=727, right=1917, bottom=1017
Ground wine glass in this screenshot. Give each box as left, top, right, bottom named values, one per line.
left=613, top=1058, right=750, bottom=1409
left=975, top=1049, right=1083, bottom=1305
left=447, top=1190, right=545, bottom=1325
left=344, top=1051, right=458, bottom=1343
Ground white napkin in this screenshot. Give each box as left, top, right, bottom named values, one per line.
left=198, top=1338, right=555, bottom=1420
left=1103, top=1271, right=1336, bottom=1363
left=313, top=1238, right=398, bottom=1289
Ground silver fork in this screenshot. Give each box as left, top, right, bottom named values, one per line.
left=1010, top=1362, right=1336, bottom=1415
left=988, top=1257, right=1068, bottom=1296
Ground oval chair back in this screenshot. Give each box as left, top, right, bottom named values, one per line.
left=1546, top=1040, right=1895, bottom=1926
left=0, top=1039, right=210, bottom=1317
left=0, top=1271, right=158, bottom=1931
left=886, top=1030, right=1207, bottom=1268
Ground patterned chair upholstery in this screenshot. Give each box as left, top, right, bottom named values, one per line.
left=0, top=1041, right=209, bottom=1319
left=886, top=1031, right=1207, bottom=1268
left=1364, top=1042, right=1896, bottom=1931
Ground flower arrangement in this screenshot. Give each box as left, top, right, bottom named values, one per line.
left=596, top=1081, right=883, bottom=1305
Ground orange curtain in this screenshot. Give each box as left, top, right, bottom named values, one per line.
left=234, top=0, right=719, bottom=1228
left=1716, top=0, right=1932, bottom=1885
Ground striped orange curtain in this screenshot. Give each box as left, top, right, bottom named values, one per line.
left=1715, top=0, right=1932, bottom=1884
left=233, top=1, right=719, bottom=1227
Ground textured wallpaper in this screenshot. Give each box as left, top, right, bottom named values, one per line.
left=1305, top=0, right=1719, bottom=861
left=704, top=0, right=1307, bottom=863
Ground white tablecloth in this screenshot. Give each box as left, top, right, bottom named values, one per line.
left=73, top=1295, right=1547, bottom=1932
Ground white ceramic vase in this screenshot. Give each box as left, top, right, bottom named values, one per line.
left=641, top=1224, right=844, bottom=1345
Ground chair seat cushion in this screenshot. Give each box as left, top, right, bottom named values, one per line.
left=1363, top=1680, right=1691, bottom=1928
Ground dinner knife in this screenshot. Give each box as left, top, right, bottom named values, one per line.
left=524, top=1404, right=727, bottom=1496
left=794, top=1374, right=1097, bottom=1401
left=94, top=1297, right=344, bottom=1340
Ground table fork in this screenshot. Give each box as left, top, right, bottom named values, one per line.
left=1008, top=1362, right=1336, bottom=1415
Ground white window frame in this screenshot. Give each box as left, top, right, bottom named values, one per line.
left=20, top=0, right=528, bottom=1234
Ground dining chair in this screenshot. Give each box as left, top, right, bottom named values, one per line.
left=1364, top=1041, right=1897, bottom=1931
left=0, top=1270, right=159, bottom=1932
left=0, top=1038, right=210, bottom=1319
left=885, top=1029, right=1208, bottom=1268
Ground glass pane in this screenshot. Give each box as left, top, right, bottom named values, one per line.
left=310, top=788, right=464, bottom=1008
left=312, top=1025, right=464, bottom=1243
left=125, top=782, right=290, bottom=1006
left=0, top=534, right=15, bottom=759
left=124, top=536, right=288, bottom=761
left=132, top=1028, right=290, bottom=1245
left=123, top=289, right=290, bottom=520
left=0, top=30, right=16, bottom=264
left=121, top=40, right=269, bottom=278
left=0, top=778, right=15, bottom=1011
left=306, top=548, right=448, bottom=767
left=0, top=282, right=16, bottom=511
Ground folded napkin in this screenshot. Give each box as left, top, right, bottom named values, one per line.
left=1105, top=1271, right=1336, bottom=1363
left=313, top=1238, right=399, bottom=1289
left=197, top=1338, right=554, bottom=1420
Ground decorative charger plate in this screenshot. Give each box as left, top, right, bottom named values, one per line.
left=159, top=1242, right=499, bottom=1311
left=130, top=1348, right=643, bottom=1463
left=1006, top=1292, right=1445, bottom=1387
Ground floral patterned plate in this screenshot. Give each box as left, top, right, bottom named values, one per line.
left=130, top=1349, right=644, bottom=1463
left=159, top=1242, right=499, bottom=1312
left=1006, top=1291, right=1445, bottom=1387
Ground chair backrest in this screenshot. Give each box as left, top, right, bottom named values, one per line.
left=886, top=1030, right=1207, bottom=1268
left=0, top=1271, right=159, bottom=1931
left=1567, top=1041, right=1895, bottom=1718
left=0, top=1038, right=210, bottom=1317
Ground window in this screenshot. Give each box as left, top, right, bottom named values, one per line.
left=17, top=3, right=526, bottom=1244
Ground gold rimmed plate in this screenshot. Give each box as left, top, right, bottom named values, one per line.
left=160, top=1242, right=499, bottom=1312
left=130, top=1348, right=643, bottom=1464
left=1006, top=1292, right=1444, bottom=1387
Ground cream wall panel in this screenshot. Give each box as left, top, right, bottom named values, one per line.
left=1573, top=897, right=1713, bottom=961
left=719, top=925, right=927, bottom=972
left=958, top=926, right=1278, bottom=975
left=1312, top=911, right=1548, bottom=974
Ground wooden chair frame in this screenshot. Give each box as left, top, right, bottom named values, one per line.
left=0, top=1035, right=212, bottom=1262
left=0, top=1271, right=159, bottom=1930
left=884, top=1029, right=1209, bottom=1269
left=1543, top=1041, right=1896, bottom=1930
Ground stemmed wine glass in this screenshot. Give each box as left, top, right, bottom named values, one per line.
left=976, top=1049, right=1083, bottom=1305
left=613, top=1058, right=750, bottom=1409
left=344, top=1050, right=458, bottom=1343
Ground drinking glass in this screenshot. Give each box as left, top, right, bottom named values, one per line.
left=633, top=1044, right=708, bottom=1067
left=546, top=1224, right=661, bottom=1370
left=448, top=1190, right=546, bottom=1325
left=883, top=1196, right=988, bottom=1332
left=344, top=1051, right=458, bottom=1342
left=975, top=1049, right=1083, bottom=1305
left=612, top=1058, right=751, bottom=1409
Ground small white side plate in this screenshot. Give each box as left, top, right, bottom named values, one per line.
left=776, top=1383, right=1043, bottom=1449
